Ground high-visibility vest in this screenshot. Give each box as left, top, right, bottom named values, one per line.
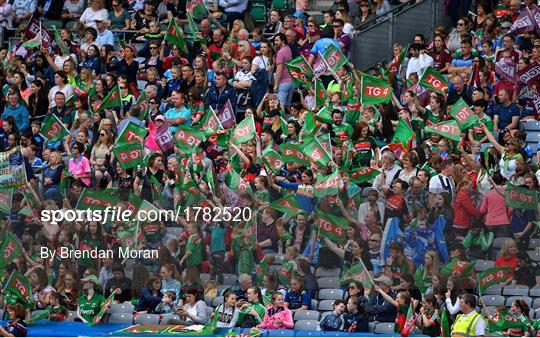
left=451, top=312, right=486, bottom=337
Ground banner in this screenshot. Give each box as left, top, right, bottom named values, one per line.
left=279, top=143, right=311, bottom=166
left=0, top=232, right=22, bottom=270
left=155, top=120, right=175, bottom=152
left=112, top=143, right=142, bottom=170
left=286, top=55, right=314, bottom=86
left=419, top=66, right=449, bottom=94
left=174, top=125, right=206, bottom=154
left=0, top=147, right=27, bottom=187
left=321, top=43, right=348, bottom=73
left=449, top=98, right=479, bottom=130
left=218, top=99, right=235, bottom=129
left=517, top=61, right=540, bottom=86
left=478, top=267, right=511, bottom=294
left=495, top=58, right=517, bottom=83
left=25, top=16, right=53, bottom=48
left=424, top=120, right=461, bottom=142
left=505, top=184, right=538, bottom=210
left=116, top=121, right=147, bottom=146
left=231, top=114, right=255, bottom=145
left=315, top=210, right=348, bottom=243
left=361, top=76, right=393, bottom=105
left=509, top=8, right=536, bottom=34
left=41, top=114, right=69, bottom=142
left=76, top=188, right=119, bottom=211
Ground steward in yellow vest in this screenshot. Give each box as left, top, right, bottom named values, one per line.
left=451, top=294, right=487, bottom=337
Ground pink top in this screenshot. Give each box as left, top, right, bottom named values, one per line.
left=257, top=305, right=294, bottom=329
left=68, top=155, right=91, bottom=187
left=480, top=187, right=510, bottom=226
left=275, top=45, right=293, bottom=85
left=144, top=121, right=160, bottom=152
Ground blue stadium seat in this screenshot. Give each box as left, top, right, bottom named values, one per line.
left=315, top=267, right=341, bottom=277
left=216, top=285, right=230, bottom=295
left=108, top=313, right=134, bottom=324
left=533, top=298, right=540, bottom=310
left=222, top=273, right=238, bottom=285
left=484, top=285, right=502, bottom=295
left=530, top=287, right=540, bottom=297
left=522, top=121, right=540, bottom=131
left=480, top=295, right=504, bottom=307
left=204, top=294, right=213, bottom=307
left=294, top=310, right=320, bottom=321
left=310, top=299, right=318, bottom=310
left=374, top=322, right=395, bottom=334
left=317, top=277, right=339, bottom=289
left=109, top=303, right=135, bottom=313
left=206, top=307, right=214, bottom=318
left=505, top=296, right=532, bottom=307
left=160, top=314, right=180, bottom=324
left=212, top=296, right=224, bottom=307
left=530, top=238, right=540, bottom=249
left=502, top=285, right=530, bottom=296
left=294, top=320, right=319, bottom=330
left=317, top=288, right=344, bottom=300
left=526, top=132, right=540, bottom=143
left=67, top=311, right=77, bottom=322
left=474, top=260, right=495, bottom=272
left=134, top=314, right=160, bottom=324
left=200, top=273, right=211, bottom=282
left=528, top=251, right=540, bottom=262
left=317, top=299, right=335, bottom=311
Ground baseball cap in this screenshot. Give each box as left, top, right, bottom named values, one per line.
left=307, top=28, right=321, bottom=36
left=155, top=115, right=165, bottom=122
left=372, top=275, right=392, bottom=286
left=501, top=21, right=512, bottom=28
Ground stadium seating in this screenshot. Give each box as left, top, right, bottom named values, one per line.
left=222, top=273, right=238, bottom=285
left=315, top=267, right=341, bottom=277
left=160, top=314, right=180, bottom=324
left=502, top=285, right=529, bottom=296
left=317, top=300, right=335, bottom=311
left=294, top=320, right=319, bottom=330
left=317, top=289, right=345, bottom=300
left=522, top=121, right=540, bottom=131
left=109, top=303, right=135, bottom=313
left=317, top=277, right=339, bottom=289
left=134, top=314, right=161, bottom=324
left=294, top=310, right=320, bottom=321
left=505, top=296, right=532, bottom=307
left=373, top=322, right=395, bottom=334
left=212, top=296, right=224, bottom=307
left=108, top=313, right=134, bottom=324
left=474, top=260, right=495, bottom=272
left=528, top=251, right=540, bottom=262
left=483, top=285, right=502, bottom=295
left=530, top=286, right=540, bottom=297
left=480, top=295, right=505, bottom=307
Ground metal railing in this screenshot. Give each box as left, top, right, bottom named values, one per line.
left=350, top=0, right=452, bottom=70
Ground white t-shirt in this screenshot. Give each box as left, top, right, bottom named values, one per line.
left=428, top=174, right=455, bottom=200
left=48, top=84, right=75, bottom=107
left=252, top=55, right=270, bottom=70
left=80, top=8, right=108, bottom=29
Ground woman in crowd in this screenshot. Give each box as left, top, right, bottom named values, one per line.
left=257, top=292, right=294, bottom=329
left=214, top=291, right=239, bottom=328
left=135, top=276, right=163, bottom=313
left=0, top=304, right=27, bottom=337
left=76, top=275, right=104, bottom=323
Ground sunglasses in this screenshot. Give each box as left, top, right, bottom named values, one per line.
left=149, top=101, right=157, bottom=104
left=369, top=239, right=380, bottom=242
left=120, top=86, right=127, bottom=89
left=457, top=22, right=465, bottom=26
left=99, top=133, right=106, bottom=136
left=333, top=25, right=342, bottom=28
left=361, top=4, right=369, bottom=7
left=149, top=46, right=158, bottom=49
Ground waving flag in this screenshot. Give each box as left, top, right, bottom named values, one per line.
left=303, top=137, right=331, bottom=167
left=41, top=114, right=68, bottom=142
left=315, top=78, right=327, bottom=107
left=175, top=125, right=206, bottom=154
left=4, top=271, right=34, bottom=309
left=91, top=291, right=116, bottom=325
left=0, top=188, right=12, bottom=214
left=112, top=143, right=142, bottom=170
left=116, top=121, right=147, bottom=146
left=478, top=267, right=511, bottom=295
left=199, top=107, right=223, bottom=134
left=381, top=217, right=403, bottom=262
left=433, top=215, right=449, bottom=263
left=321, top=43, right=348, bottom=73
left=441, top=257, right=475, bottom=278
left=339, top=260, right=374, bottom=288
left=509, top=8, right=536, bottom=34
left=419, top=66, right=449, bottom=94
left=450, top=98, right=478, bottom=130
left=261, top=149, right=284, bottom=175
left=495, top=58, right=517, bottom=83
left=315, top=209, right=348, bottom=243
left=361, top=76, right=393, bottom=105
left=314, top=171, right=340, bottom=198
left=186, top=0, right=208, bottom=20
left=391, top=118, right=414, bottom=145
left=218, top=99, right=236, bottom=129
left=517, top=61, right=540, bottom=86
left=425, top=120, right=461, bottom=142
left=97, top=85, right=121, bottom=110
left=165, top=19, right=188, bottom=54
left=505, top=184, right=538, bottom=210
left=388, top=44, right=409, bottom=75
left=269, top=194, right=303, bottom=215
left=76, top=188, right=119, bottom=211
left=0, top=232, right=22, bottom=270
left=279, top=143, right=311, bottom=166
left=349, top=167, right=380, bottom=184
left=231, top=114, right=255, bottom=145
left=286, top=55, right=313, bottom=86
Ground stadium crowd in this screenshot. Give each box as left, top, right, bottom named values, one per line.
left=0, top=0, right=540, bottom=336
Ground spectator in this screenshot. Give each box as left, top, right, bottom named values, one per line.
left=104, top=264, right=132, bottom=303
left=319, top=300, right=346, bottom=331
left=135, top=276, right=164, bottom=313
left=367, top=275, right=397, bottom=322
left=2, top=91, right=29, bottom=132
left=257, top=292, right=294, bottom=329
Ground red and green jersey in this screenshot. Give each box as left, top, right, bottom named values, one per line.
left=78, top=292, right=105, bottom=322
left=186, top=235, right=203, bottom=267
left=352, top=137, right=377, bottom=167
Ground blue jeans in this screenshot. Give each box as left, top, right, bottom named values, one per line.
left=277, top=82, right=294, bottom=107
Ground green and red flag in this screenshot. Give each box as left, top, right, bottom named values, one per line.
left=299, top=110, right=317, bottom=140
left=360, top=76, right=392, bottom=105
left=303, top=137, right=331, bottom=167
left=118, top=221, right=141, bottom=249
left=286, top=55, right=314, bottom=86
left=449, top=98, right=479, bottom=130
left=314, top=170, right=340, bottom=199
left=135, top=91, right=149, bottom=120
left=315, top=209, right=348, bottom=243
left=76, top=188, right=119, bottom=211
left=277, top=266, right=292, bottom=287
left=505, top=184, right=538, bottom=210
left=165, top=19, right=188, bottom=55
left=4, top=270, right=34, bottom=309
left=225, top=169, right=252, bottom=196
left=349, top=167, right=380, bottom=184
left=279, top=143, right=311, bottom=166
left=346, top=189, right=362, bottom=211
left=231, top=114, right=256, bottom=145
left=0, top=232, right=22, bottom=270
left=269, top=194, right=303, bottom=215
left=391, top=118, right=414, bottom=146
left=199, top=107, right=223, bottom=134
left=175, top=125, right=206, bottom=154
left=424, top=120, right=461, bottom=142
left=91, top=291, right=116, bottom=325
left=41, top=113, right=68, bottom=142
left=315, top=106, right=333, bottom=124
left=388, top=44, right=409, bottom=75
left=339, top=260, right=374, bottom=289
left=440, top=308, right=450, bottom=337
left=419, top=66, right=449, bottom=94
left=261, top=149, right=284, bottom=175
left=97, top=85, right=121, bottom=111
left=343, top=75, right=355, bottom=102
left=255, top=260, right=269, bottom=285
left=315, top=78, right=327, bottom=107
left=441, top=257, right=475, bottom=278
left=321, top=43, right=348, bottom=73
left=112, top=143, right=142, bottom=170
left=237, top=218, right=256, bottom=248
left=345, top=97, right=362, bottom=125
left=487, top=309, right=528, bottom=333
left=116, top=121, right=147, bottom=146
left=401, top=303, right=419, bottom=337
left=186, top=0, right=208, bottom=20
left=0, top=187, right=13, bottom=214
left=27, top=309, right=51, bottom=323
left=207, top=129, right=231, bottom=148
left=478, top=267, right=511, bottom=295
left=181, top=180, right=207, bottom=208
